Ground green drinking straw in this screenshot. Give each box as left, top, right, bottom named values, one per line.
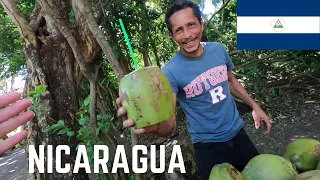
left=119, top=18, right=139, bottom=70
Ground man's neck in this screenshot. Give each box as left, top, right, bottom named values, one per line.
left=181, top=43, right=204, bottom=58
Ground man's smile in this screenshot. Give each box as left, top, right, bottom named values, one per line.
left=182, top=37, right=197, bottom=47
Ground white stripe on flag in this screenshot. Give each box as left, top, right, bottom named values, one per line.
left=237, top=16, right=320, bottom=34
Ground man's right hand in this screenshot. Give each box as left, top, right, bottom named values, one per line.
left=116, top=97, right=161, bottom=135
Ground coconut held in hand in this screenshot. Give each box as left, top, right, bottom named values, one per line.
left=119, top=66, right=174, bottom=128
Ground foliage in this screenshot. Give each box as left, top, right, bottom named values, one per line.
left=0, top=7, right=25, bottom=78
left=28, top=85, right=48, bottom=114
left=43, top=94, right=113, bottom=168
left=0, top=0, right=34, bottom=79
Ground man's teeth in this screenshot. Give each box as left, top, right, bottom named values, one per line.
left=187, top=41, right=194, bottom=44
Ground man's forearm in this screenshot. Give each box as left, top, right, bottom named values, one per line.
left=228, top=73, right=261, bottom=110
left=231, top=84, right=260, bottom=110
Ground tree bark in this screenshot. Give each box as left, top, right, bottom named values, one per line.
left=98, top=0, right=132, bottom=74
left=138, top=0, right=151, bottom=68
left=72, top=0, right=126, bottom=79
left=151, top=41, right=161, bottom=67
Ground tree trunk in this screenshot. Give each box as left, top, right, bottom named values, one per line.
left=142, top=48, right=150, bottom=67
left=30, top=3, right=89, bottom=180
left=138, top=0, right=151, bottom=68
left=151, top=41, right=161, bottom=67
left=101, top=13, right=131, bottom=74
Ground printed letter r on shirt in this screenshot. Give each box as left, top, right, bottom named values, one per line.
left=210, top=86, right=226, bottom=104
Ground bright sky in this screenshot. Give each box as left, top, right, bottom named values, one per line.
left=203, top=0, right=216, bottom=16
left=0, top=76, right=25, bottom=94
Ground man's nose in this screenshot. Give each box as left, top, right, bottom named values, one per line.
left=183, top=29, right=191, bottom=39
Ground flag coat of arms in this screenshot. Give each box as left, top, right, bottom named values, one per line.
left=237, top=0, right=320, bottom=50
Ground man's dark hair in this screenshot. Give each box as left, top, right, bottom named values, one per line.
left=165, top=0, right=202, bottom=34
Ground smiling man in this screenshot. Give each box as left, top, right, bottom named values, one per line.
left=117, top=0, right=272, bottom=179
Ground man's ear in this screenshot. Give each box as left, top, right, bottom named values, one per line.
left=201, top=19, right=204, bottom=29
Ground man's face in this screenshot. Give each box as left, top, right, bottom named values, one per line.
left=169, top=8, right=204, bottom=57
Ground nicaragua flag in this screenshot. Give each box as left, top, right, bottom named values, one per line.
left=237, top=0, right=320, bottom=50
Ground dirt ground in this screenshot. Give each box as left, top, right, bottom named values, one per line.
left=243, top=89, right=320, bottom=156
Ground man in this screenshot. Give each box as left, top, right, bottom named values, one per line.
left=0, top=92, right=34, bottom=155
left=117, top=1, right=272, bottom=179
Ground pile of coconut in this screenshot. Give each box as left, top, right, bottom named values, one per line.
left=209, top=138, right=320, bottom=180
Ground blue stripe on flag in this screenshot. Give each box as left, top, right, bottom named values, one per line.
left=237, top=34, right=320, bottom=50
left=237, top=0, right=320, bottom=16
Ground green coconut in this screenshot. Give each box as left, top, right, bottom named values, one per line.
left=242, top=154, right=298, bottom=180
left=294, top=170, right=320, bottom=180
left=283, top=138, right=320, bottom=172
left=119, top=66, right=174, bottom=128
left=209, top=163, right=244, bottom=180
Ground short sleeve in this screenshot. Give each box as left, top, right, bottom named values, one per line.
left=161, top=66, right=179, bottom=94
left=221, top=44, right=234, bottom=71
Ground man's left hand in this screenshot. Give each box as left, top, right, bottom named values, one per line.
left=252, top=109, right=272, bottom=135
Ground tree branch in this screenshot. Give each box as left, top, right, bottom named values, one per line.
left=1, top=1, right=48, bottom=87
left=90, top=65, right=99, bottom=138
left=38, top=0, right=95, bottom=82
left=229, top=50, right=242, bottom=56
left=0, top=0, right=37, bottom=47
left=235, top=57, right=293, bottom=68
left=209, top=22, right=235, bottom=50
left=204, top=0, right=231, bottom=30
left=73, top=3, right=139, bottom=178
left=73, top=0, right=125, bottom=80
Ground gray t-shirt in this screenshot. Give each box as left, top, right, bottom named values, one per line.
left=162, top=42, right=243, bottom=143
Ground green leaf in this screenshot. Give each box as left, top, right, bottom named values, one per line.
left=67, top=131, right=75, bottom=137
left=35, top=85, right=46, bottom=95
left=43, top=126, right=52, bottom=132
left=95, top=127, right=101, bottom=136
left=57, top=128, right=70, bottom=135
left=79, top=118, right=86, bottom=125
left=97, top=114, right=104, bottom=120
left=98, top=122, right=103, bottom=127
left=28, top=91, right=36, bottom=96
left=76, top=111, right=84, bottom=116
left=57, top=120, right=65, bottom=126
left=53, top=126, right=64, bottom=133
left=84, top=95, right=91, bottom=106
left=76, top=134, right=85, bottom=141
left=43, top=123, right=64, bottom=132
left=105, top=114, right=112, bottom=119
